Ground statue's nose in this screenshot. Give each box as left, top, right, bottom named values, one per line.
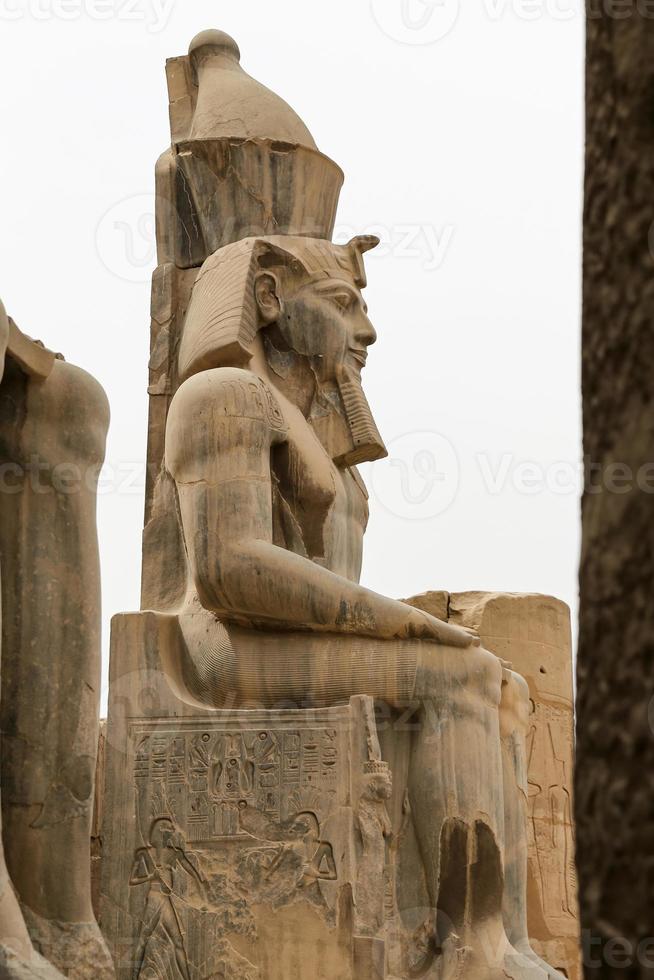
left=355, top=315, right=377, bottom=348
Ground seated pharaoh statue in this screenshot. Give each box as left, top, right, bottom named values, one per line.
left=101, top=30, right=572, bottom=980
left=165, top=235, right=558, bottom=980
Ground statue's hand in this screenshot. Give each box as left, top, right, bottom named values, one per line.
left=403, top=606, right=479, bottom=648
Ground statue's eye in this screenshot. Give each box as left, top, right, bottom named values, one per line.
left=330, top=291, right=355, bottom=312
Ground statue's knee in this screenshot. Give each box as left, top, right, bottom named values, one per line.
left=418, top=643, right=502, bottom=702
left=467, top=644, right=504, bottom=695
left=500, top=667, right=531, bottom=738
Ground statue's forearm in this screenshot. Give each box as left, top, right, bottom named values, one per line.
left=173, top=472, right=473, bottom=646
left=192, top=537, right=471, bottom=646
left=194, top=537, right=415, bottom=640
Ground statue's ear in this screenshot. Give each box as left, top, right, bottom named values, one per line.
left=254, top=271, right=282, bottom=325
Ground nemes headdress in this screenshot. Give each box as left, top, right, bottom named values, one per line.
left=178, top=235, right=379, bottom=381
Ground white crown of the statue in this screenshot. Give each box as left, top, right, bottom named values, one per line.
left=187, top=29, right=317, bottom=147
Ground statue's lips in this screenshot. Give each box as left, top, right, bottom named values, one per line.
left=349, top=348, right=368, bottom=367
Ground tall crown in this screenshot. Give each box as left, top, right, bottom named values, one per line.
left=187, top=30, right=316, bottom=145
left=157, top=30, right=344, bottom=269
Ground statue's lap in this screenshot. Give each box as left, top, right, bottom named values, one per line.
left=175, top=609, right=504, bottom=712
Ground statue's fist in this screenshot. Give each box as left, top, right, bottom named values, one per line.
left=405, top=605, right=479, bottom=648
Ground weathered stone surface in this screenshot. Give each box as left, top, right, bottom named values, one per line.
left=0, top=350, right=58, bottom=980
left=91, top=722, right=106, bottom=925
left=577, top=10, right=654, bottom=976
left=0, top=945, right=65, bottom=980
left=0, top=301, right=113, bottom=978
left=403, top=591, right=579, bottom=980
left=102, top=29, right=575, bottom=980
left=402, top=590, right=450, bottom=624
left=449, top=592, right=579, bottom=980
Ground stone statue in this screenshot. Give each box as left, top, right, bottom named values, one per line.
left=163, top=231, right=558, bottom=980
left=101, top=30, right=576, bottom=980
left=0, top=301, right=61, bottom=980
left=0, top=300, right=113, bottom=978
left=166, top=232, right=474, bottom=689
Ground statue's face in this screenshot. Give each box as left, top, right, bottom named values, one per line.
left=151, top=818, right=177, bottom=850
left=369, top=772, right=392, bottom=801
left=274, top=274, right=377, bottom=384
left=254, top=243, right=387, bottom=465
left=291, top=812, right=320, bottom=840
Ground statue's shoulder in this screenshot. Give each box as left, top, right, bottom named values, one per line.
left=43, top=360, right=110, bottom=461
left=1, top=357, right=109, bottom=465
left=167, top=368, right=287, bottom=459
left=47, top=359, right=109, bottom=425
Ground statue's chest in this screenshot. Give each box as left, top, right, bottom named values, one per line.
left=271, top=431, right=368, bottom=577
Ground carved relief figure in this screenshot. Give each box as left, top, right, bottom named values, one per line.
left=130, top=817, right=208, bottom=980
left=293, top=812, right=337, bottom=886
left=238, top=804, right=337, bottom=899
left=527, top=710, right=578, bottom=925
left=355, top=762, right=393, bottom=938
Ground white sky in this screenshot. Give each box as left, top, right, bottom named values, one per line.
left=0, top=0, right=584, bottom=710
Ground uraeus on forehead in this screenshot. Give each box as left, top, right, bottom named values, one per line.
left=262, top=235, right=380, bottom=288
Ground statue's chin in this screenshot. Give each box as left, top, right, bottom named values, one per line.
left=309, top=372, right=388, bottom=467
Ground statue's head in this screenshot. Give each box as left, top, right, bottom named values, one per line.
left=290, top=810, right=321, bottom=841
left=149, top=816, right=179, bottom=849
left=363, top=761, right=393, bottom=801
left=178, top=235, right=388, bottom=467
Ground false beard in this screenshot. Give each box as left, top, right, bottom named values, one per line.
left=309, top=369, right=387, bottom=467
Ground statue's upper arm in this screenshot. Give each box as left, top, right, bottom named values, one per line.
left=166, top=367, right=287, bottom=486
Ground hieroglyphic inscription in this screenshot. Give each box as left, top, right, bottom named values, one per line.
left=132, top=723, right=340, bottom=845
left=125, top=716, right=349, bottom=979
